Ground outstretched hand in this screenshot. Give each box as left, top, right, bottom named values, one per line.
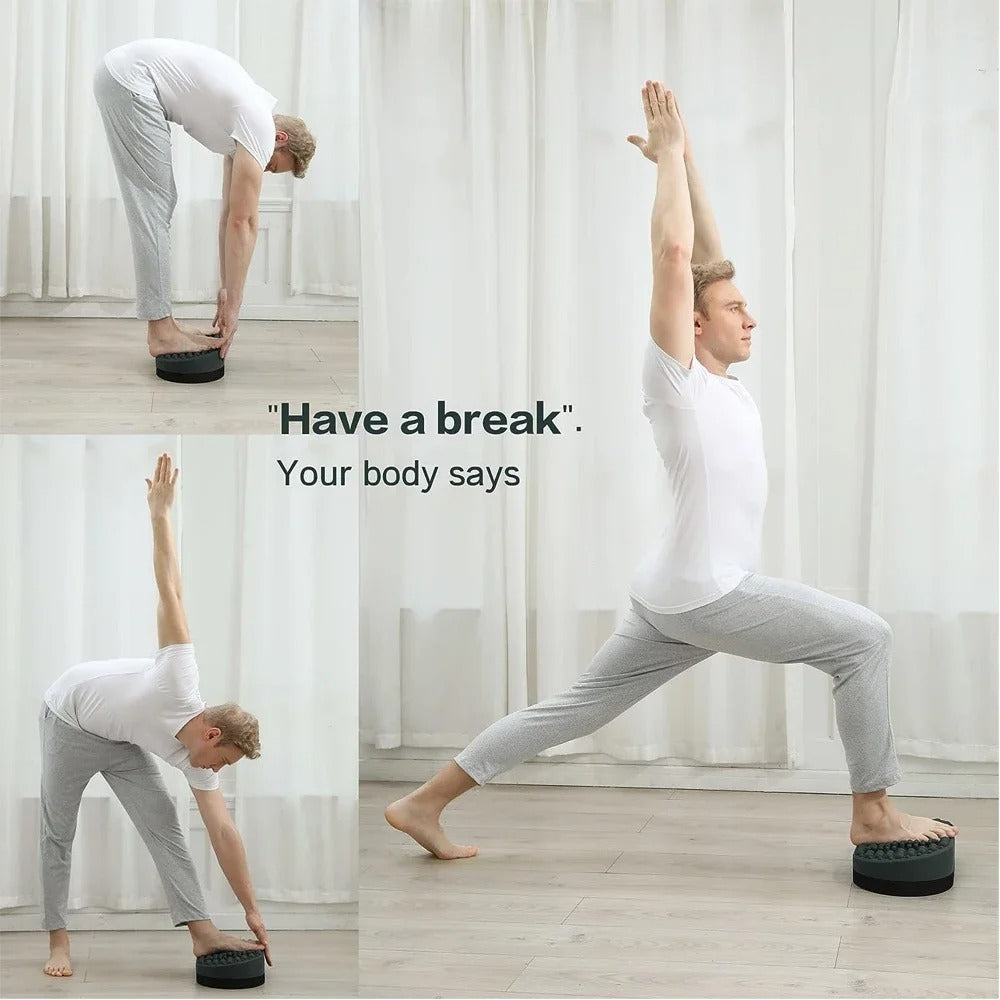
left=627, top=81, right=687, bottom=163
left=245, top=910, right=272, bottom=966
left=213, top=292, right=240, bottom=360
left=145, top=453, right=179, bottom=518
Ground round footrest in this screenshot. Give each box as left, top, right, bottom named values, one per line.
left=195, top=950, right=265, bottom=989
left=155, top=348, right=224, bottom=384
left=852, top=819, right=956, bottom=896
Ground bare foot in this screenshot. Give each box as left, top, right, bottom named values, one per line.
left=175, top=320, right=222, bottom=341
left=852, top=804, right=958, bottom=846
left=147, top=318, right=222, bottom=357
left=43, top=945, right=73, bottom=977
left=191, top=929, right=266, bottom=959
left=385, top=794, right=479, bottom=860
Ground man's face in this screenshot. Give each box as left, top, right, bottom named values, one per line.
left=265, top=148, right=295, bottom=174
left=190, top=729, right=245, bottom=772
left=695, top=280, right=757, bottom=363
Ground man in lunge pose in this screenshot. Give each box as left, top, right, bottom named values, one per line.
left=386, top=81, right=959, bottom=861
left=94, top=38, right=317, bottom=360
left=40, top=454, right=272, bottom=977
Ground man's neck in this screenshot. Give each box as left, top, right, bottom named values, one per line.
left=174, top=712, right=204, bottom=748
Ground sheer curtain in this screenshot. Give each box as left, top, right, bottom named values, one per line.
left=360, top=0, right=997, bottom=779
left=0, top=0, right=358, bottom=303
left=866, top=0, right=998, bottom=760
left=0, top=435, right=357, bottom=915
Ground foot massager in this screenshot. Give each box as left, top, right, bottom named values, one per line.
left=852, top=820, right=956, bottom=896
left=155, top=346, right=225, bottom=383
left=195, top=950, right=265, bottom=989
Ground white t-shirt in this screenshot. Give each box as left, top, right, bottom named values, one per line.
left=44, top=644, right=219, bottom=791
left=629, top=339, right=769, bottom=613
left=104, top=38, right=277, bottom=170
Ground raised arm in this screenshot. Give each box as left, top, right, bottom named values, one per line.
left=145, top=453, right=190, bottom=648
left=628, top=81, right=695, bottom=366
left=678, top=106, right=725, bottom=265
left=629, top=91, right=725, bottom=267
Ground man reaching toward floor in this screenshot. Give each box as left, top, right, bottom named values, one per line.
left=40, top=453, right=272, bottom=977
left=94, top=38, right=316, bottom=361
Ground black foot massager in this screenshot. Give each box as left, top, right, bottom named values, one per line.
left=155, top=346, right=225, bottom=383
left=852, top=820, right=956, bottom=896
left=195, top=950, right=265, bottom=989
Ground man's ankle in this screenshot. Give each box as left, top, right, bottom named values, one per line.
left=147, top=316, right=175, bottom=335
left=48, top=929, right=70, bottom=948
left=185, top=919, right=216, bottom=941
left=852, top=789, right=891, bottom=813
left=410, top=787, right=449, bottom=813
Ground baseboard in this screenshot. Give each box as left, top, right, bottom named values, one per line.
left=0, top=299, right=359, bottom=322
left=360, top=751, right=998, bottom=798
left=0, top=903, right=358, bottom=933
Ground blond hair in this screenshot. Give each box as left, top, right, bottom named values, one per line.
left=273, top=114, right=316, bottom=179
left=692, top=259, right=736, bottom=317
left=204, top=704, right=261, bottom=759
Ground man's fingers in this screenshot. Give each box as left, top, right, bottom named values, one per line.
left=642, top=82, right=654, bottom=124
left=626, top=134, right=645, bottom=150
left=657, top=83, right=669, bottom=115
left=145, top=478, right=153, bottom=490
left=171, top=468, right=180, bottom=487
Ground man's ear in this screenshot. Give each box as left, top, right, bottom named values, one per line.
left=205, top=726, right=223, bottom=743
left=275, top=130, right=289, bottom=145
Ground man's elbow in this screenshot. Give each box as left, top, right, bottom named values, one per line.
left=209, top=820, right=240, bottom=844
left=226, top=214, right=259, bottom=233
left=654, top=242, right=694, bottom=271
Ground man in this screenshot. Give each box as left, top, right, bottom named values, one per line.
left=40, top=453, right=271, bottom=978
left=93, top=38, right=317, bottom=361
left=385, top=81, right=959, bottom=861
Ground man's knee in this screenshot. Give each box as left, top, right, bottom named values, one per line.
left=863, top=611, right=893, bottom=648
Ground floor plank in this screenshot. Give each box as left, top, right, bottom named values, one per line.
left=0, top=929, right=358, bottom=998
left=360, top=781, right=998, bottom=996
left=0, top=318, right=358, bottom=434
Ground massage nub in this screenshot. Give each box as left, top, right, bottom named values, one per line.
left=195, top=950, right=265, bottom=989
left=852, top=820, right=956, bottom=896
left=155, top=347, right=225, bottom=383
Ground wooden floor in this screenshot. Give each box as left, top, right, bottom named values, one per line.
left=0, top=929, right=358, bottom=998
left=0, top=318, right=358, bottom=434
left=360, top=780, right=999, bottom=999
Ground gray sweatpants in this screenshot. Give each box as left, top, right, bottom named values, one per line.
left=39, top=704, right=209, bottom=930
left=455, top=573, right=903, bottom=793
left=93, top=61, right=176, bottom=320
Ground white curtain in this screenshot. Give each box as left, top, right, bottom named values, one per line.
left=359, top=0, right=998, bottom=775
left=867, top=0, right=998, bottom=759
left=0, top=0, right=358, bottom=303
left=0, top=435, right=358, bottom=914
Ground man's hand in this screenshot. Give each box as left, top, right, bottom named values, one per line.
left=627, top=81, right=686, bottom=163
left=213, top=296, right=241, bottom=360
left=245, top=910, right=272, bottom=966
left=212, top=288, right=227, bottom=332
left=145, top=453, right=179, bottom=519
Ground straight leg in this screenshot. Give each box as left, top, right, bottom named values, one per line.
left=39, top=707, right=100, bottom=932
left=92, top=62, right=176, bottom=322
left=386, top=609, right=716, bottom=857
left=100, top=745, right=209, bottom=927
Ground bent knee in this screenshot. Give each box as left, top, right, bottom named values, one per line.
left=845, top=608, right=892, bottom=654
